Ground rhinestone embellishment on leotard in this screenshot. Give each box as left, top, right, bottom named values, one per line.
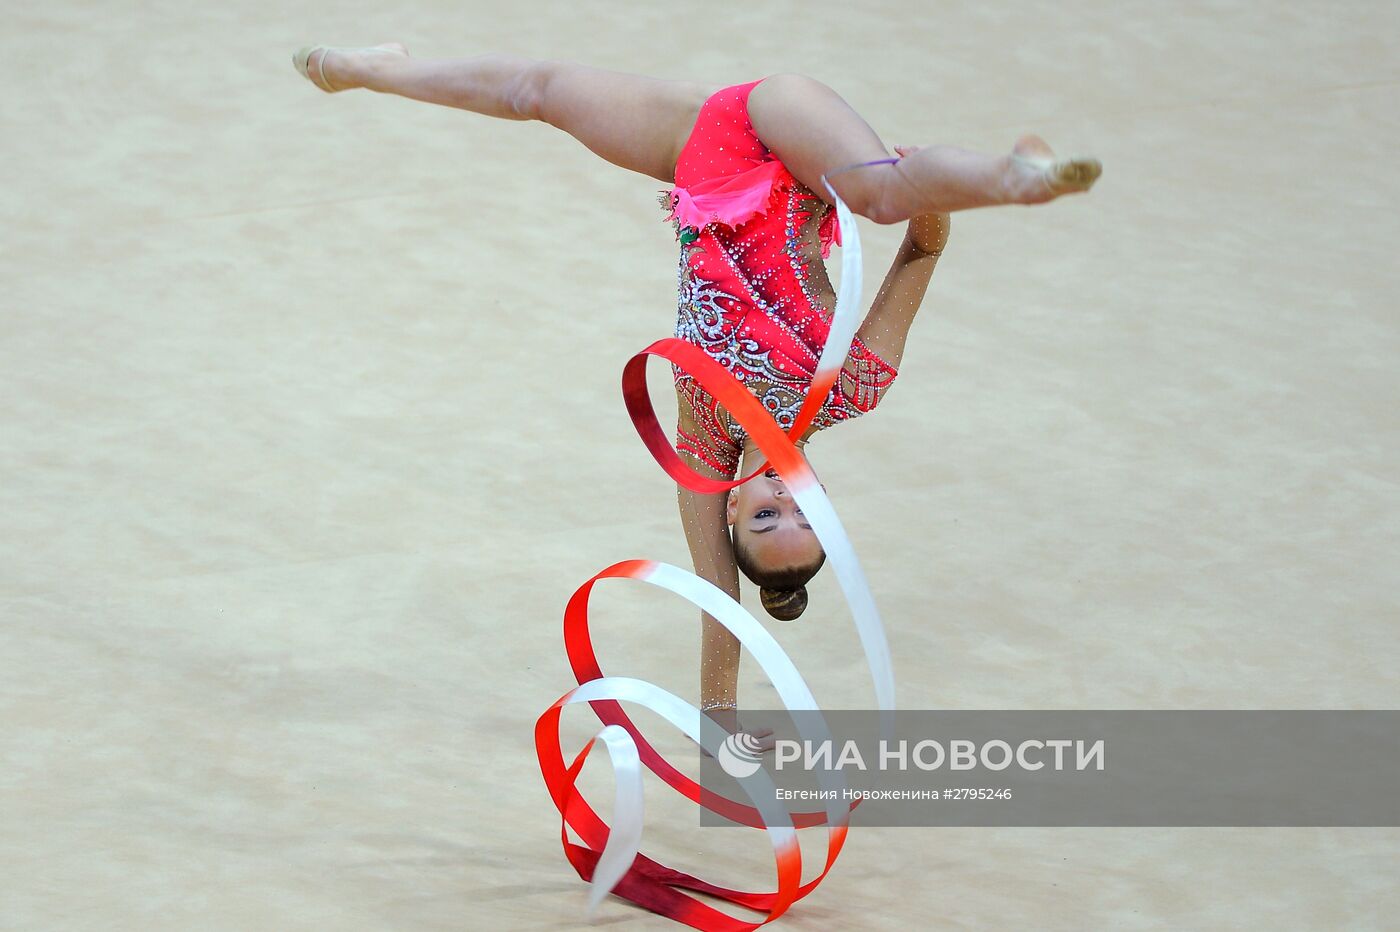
left=664, top=173, right=896, bottom=475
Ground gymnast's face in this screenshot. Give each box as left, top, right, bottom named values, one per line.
left=727, top=469, right=824, bottom=570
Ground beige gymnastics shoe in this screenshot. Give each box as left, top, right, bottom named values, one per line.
left=292, top=43, right=407, bottom=93
left=1009, top=134, right=1103, bottom=202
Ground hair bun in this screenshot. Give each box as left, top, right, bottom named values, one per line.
left=760, top=586, right=808, bottom=621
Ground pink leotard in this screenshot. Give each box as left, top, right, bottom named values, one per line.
left=662, top=80, right=897, bottom=476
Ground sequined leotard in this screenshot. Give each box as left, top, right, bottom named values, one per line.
left=662, top=80, right=898, bottom=476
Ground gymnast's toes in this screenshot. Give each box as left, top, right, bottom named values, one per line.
left=294, top=42, right=409, bottom=93
left=1006, top=134, right=1102, bottom=203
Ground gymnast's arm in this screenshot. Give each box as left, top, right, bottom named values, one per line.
left=673, top=392, right=745, bottom=733
left=848, top=212, right=949, bottom=373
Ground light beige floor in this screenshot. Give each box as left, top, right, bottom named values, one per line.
left=3, top=1, right=1398, bottom=929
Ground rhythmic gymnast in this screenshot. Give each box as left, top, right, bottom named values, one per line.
left=292, top=45, right=1100, bottom=734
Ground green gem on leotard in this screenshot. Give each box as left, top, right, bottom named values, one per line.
left=679, top=228, right=699, bottom=246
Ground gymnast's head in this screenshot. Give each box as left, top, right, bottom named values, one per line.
left=727, top=467, right=825, bottom=621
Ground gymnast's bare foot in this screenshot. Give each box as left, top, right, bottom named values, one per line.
left=294, top=43, right=408, bottom=93
left=1004, top=134, right=1102, bottom=204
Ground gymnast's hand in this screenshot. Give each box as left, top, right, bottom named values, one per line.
left=702, top=708, right=777, bottom=755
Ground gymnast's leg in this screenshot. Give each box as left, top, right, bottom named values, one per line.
left=297, top=45, right=711, bottom=183
left=296, top=50, right=1099, bottom=216
left=746, top=73, right=1099, bottom=222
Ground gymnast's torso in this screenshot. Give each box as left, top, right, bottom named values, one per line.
left=662, top=79, right=897, bottom=477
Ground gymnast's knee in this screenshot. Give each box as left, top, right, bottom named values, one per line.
left=757, top=71, right=832, bottom=97
left=833, top=171, right=902, bottom=224
left=507, top=57, right=552, bottom=122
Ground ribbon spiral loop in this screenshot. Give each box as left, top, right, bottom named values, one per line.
left=536, top=176, right=897, bottom=929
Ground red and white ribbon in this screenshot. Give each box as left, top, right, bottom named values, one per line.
left=536, top=170, right=898, bottom=929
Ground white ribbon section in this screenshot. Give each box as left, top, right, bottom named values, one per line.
left=563, top=676, right=799, bottom=893
left=780, top=474, right=895, bottom=714
left=586, top=724, right=644, bottom=916
left=811, top=181, right=866, bottom=385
